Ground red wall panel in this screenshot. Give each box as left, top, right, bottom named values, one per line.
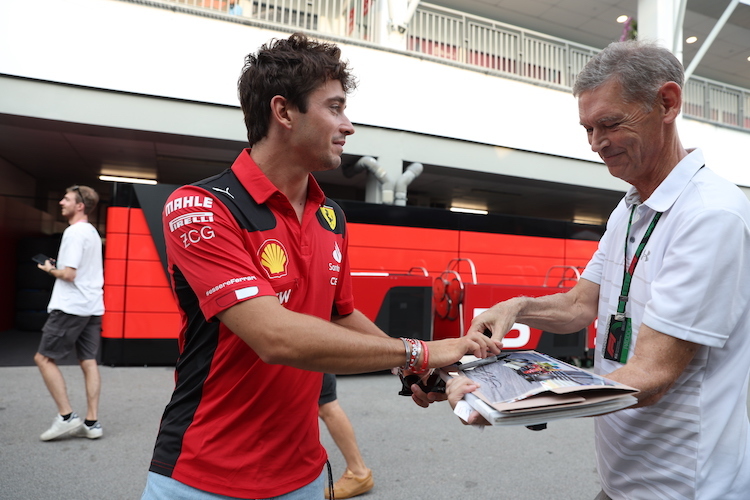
left=124, top=312, right=181, bottom=339
left=460, top=232, right=564, bottom=258
left=104, top=207, right=179, bottom=340
left=127, top=234, right=161, bottom=261
left=104, top=232, right=128, bottom=260
left=347, top=223, right=596, bottom=287
left=101, top=311, right=124, bottom=339
left=124, top=260, right=171, bottom=288
left=103, top=209, right=599, bottom=342
left=125, top=286, right=177, bottom=313
left=128, top=209, right=151, bottom=234
left=105, top=284, right=125, bottom=312
left=106, top=207, right=129, bottom=233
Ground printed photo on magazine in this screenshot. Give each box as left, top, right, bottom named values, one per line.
left=440, top=350, right=639, bottom=426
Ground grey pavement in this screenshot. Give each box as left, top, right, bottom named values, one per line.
left=0, top=365, right=602, bottom=500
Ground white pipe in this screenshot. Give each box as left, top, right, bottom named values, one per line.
left=394, top=162, right=423, bottom=206
left=355, top=156, right=395, bottom=204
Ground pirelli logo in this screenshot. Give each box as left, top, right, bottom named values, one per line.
left=169, top=211, right=214, bottom=232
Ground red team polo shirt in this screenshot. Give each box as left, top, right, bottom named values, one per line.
left=149, top=150, right=355, bottom=498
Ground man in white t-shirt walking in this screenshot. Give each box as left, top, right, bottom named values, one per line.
left=35, top=185, right=105, bottom=441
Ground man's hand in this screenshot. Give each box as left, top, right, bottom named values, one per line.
left=446, top=376, right=490, bottom=425
left=465, top=299, right=521, bottom=342
left=37, top=259, right=55, bottom=274
left=410, top=332, right=501, bottom=407
left=426, top=330, right=503, bottom=369
left=410, top=380, right=447, bottom=408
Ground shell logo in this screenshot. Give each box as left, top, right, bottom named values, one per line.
left=259, top=239, right=288, bottom=278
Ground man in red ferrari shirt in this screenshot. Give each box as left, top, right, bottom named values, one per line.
left=141, top=33, right=501, bottom=500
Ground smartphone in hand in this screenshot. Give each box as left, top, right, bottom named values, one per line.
left=32, top=254, right=55, bottom=266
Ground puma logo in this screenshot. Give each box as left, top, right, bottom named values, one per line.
left=211, top=187, right=234, bottom=199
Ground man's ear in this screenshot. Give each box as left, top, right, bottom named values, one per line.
left=269, top=95, right=293, bottom=130
left=659, top=81, right=682, bottom=124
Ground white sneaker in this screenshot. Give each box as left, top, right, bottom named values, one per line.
left=74, top=421, right=103, bottom=439
left=40, top=413, right=83, bottom=441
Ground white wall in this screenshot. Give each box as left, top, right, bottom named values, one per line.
left=1, top=0, right=747, bottom=186
left=680, top=120, right=750, bottom=186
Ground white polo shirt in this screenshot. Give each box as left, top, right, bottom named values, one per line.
left=48, top=221, right=104, bottom=317
left=582, top=148, right=750, bottom=500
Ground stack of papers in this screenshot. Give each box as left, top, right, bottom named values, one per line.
left=441, top=350, right=638, bottom=426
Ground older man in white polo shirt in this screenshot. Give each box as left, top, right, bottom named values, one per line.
left=436, top=40, right=750, bottom=500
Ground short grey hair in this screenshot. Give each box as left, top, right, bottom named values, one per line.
left=573, top=40, right=684, bottom=110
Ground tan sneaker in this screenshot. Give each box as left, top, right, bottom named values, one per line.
left=324, top=468, right=373, bottom=499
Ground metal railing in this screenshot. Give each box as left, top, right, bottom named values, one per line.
left=407, top=3, right=599, bottom=89
left=150, top=0, right=749, bottom=131
left=683, top=76, right=750, bottom=130
left=166, top=0, right=378, bottom=40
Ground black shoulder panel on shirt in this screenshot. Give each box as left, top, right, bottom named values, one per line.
left=194, top=169, right=276, bottom=232
left=316, top=198, right=346, bottom=236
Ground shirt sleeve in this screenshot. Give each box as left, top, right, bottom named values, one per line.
left=581, top=221, right=616, bottom=287
left=163, top=185, right=277, bottom=321
left=643, top=208, right=750, bottom=347
left=56, top=225, right=83, bottom=270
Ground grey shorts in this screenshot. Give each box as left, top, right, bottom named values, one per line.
left=318, top=373, right=337, bottom=406
left=39, top=310, right=102, bottom=361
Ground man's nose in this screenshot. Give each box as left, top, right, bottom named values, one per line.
left=590, top=129, right=608, bottom=153
left=341, top=113, right=355, bottom=136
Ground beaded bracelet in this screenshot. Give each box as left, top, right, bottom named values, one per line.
left=400, top=337, right=421, bottom=372
left=399, top=337, right=431, bottom=374
left=408, top=338, right=420, bottom=371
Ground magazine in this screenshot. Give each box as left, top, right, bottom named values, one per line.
left=439, top=350, right=638, bottom=427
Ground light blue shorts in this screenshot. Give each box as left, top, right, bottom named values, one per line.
left=141, top=471, right=325, bottom=500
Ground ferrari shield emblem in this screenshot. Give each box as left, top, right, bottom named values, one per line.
left=319, top=206, right=336, bottom=230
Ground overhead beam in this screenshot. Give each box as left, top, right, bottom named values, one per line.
left=684, top=0, right=740, bottom=81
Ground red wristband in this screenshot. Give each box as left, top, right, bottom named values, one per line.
left=413, top=340, right=429, bottom=375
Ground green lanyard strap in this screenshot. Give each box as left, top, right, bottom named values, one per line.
left=616, top=206, right=662, bottom=320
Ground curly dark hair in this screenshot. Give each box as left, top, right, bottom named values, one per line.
left=238, top=33, right=357, bottom=146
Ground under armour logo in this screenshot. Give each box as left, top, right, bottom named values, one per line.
left=212, top=187, right=234, bottom=199
left=642, top=250, right=650, bottom=262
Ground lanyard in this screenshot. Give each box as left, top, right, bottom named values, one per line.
left=615, top=206, right=662, bottom=320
